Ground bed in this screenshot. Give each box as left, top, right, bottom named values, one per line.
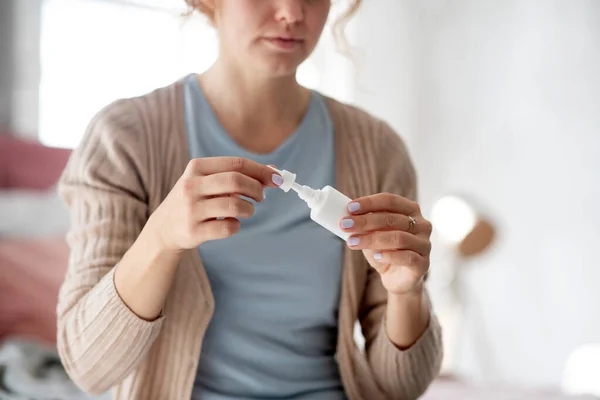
left=0, top=135, right=71, bottom=344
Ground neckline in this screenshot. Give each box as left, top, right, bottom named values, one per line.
left=185, top=74, right=321, bottom=162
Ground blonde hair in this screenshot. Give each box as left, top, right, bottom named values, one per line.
left=184, top=0, right=361, bottom=54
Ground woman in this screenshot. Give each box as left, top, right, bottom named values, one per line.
left=56, top=1, right=442, bottom=399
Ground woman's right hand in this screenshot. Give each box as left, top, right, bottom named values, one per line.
left=147, top=157, right=282, bottom=253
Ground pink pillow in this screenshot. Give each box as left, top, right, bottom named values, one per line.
left=0, top=236, right=69, bottom=345
left=0, top=135, right=71, bottom=190
left=0, top=133, right=9, bottom=188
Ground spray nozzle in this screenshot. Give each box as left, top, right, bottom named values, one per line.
left=267, top=166, right=323, bottom=208
left=268, top=166, right=296, bottom=192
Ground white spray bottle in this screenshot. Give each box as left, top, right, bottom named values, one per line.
left=270, top=167, right=352, bottom=240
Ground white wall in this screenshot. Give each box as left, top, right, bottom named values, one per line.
left=351, top=0, right=422, bottom=151
left=354, top=0, right=600, bottom=389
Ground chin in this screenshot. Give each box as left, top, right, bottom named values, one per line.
left=269, top=64, right=301, bottom=78
left=267, top=58, right=306, bottom=79
left=252, top=48, right=308, bottom=79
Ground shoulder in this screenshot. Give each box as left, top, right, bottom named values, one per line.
left=323, top=96, right=409, bottom=153
left=89, top=79, right=183, bottom=136
left=76, top=79, right=185, bottom=161
left=323, top=96, right=417, bottom=198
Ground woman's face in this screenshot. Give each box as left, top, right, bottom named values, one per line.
left=213, top=0, right=331, bottom=77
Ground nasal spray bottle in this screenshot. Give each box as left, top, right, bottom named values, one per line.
left=270, top=167, right=352, bottom=240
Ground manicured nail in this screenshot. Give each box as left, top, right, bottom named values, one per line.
left=341, top=219, right=355, bottom=229
left=347, top=237, right=360, bottom=247
left=348, top=202, right=360, bottom=213
left=374, top=252, right=383, bottom=261
left=272, top=174, right=284, bottom=186
left=263, top=189, right=267, bottom=200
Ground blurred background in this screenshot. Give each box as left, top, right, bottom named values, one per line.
left=1, top=0, right=599, bottom=399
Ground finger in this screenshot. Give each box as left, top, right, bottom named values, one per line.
left=263, top=165, right=278, bottom=199
left=187, top=157, right=282, bottom=188
left=196, top=172, right=265, bottom=202
left=372, top=250, right=429, bottom=271
left=196, top=196, right=255, bottom=220
left=194, top=218, right=241, bottom=242
left=346, top=231, right=431, bottom=255
left=347, top=193, right=419, bottom=216
left=341, top=212, right=427, bottom=234
left=181, top=177, right=264, bottom=202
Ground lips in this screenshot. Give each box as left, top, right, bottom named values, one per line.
left=262, top=36, right=304, bottom=51
left=266, top=36, right=304, bottom=42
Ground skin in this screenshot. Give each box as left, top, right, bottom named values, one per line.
left=115, top=0, right=430, bottom=351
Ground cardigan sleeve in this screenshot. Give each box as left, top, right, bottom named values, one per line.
left=359, top=121, right=443, bottom=399
left=56, top=99, right=164, bottom=395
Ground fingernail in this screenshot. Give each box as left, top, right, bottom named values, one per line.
left=374, top=252, right=383, bottom=261
left=272, top=174, right=284, bottom=186
left=341, top=219, right=355, bottom=229
left=263, top=189, right=267, bottom=200
left=347, top=237, right=360, bottom=247
left=348, top=202, right=360, bottom=213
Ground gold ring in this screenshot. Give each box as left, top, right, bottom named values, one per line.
left=408, top=215, right=417, bottom=233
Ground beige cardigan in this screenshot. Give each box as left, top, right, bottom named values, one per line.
left=57, top=80, right=442, bottom=400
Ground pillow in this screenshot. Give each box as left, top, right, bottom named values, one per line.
left=0, top=135, right=71, bottom=190
left=0, top=235, right=69, bottom=345
left=0, top=188, right=70, bottom=238
left=0, top=138, right=7, bottom=188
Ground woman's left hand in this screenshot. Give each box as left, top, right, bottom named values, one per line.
left=341, top=193, right=432, bottom=296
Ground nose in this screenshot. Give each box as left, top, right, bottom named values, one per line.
left=274, top=0, right=304, bottom=25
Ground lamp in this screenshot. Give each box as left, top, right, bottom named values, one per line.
left=431, top=195, right=496, bottom=257
left=429, top=194, right=497, bottom=375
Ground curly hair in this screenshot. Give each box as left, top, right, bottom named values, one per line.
left=184, top=0, right=361, bottom=54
